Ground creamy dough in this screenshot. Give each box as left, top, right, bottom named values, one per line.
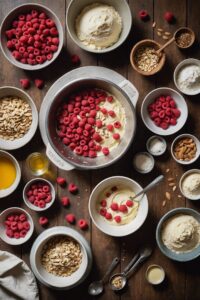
left=162, top=214, right=200, bottom=253
left=75, top=3, right=122, bottom=50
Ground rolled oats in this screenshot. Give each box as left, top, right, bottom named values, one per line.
left=134, top=46, right=160, bottom=72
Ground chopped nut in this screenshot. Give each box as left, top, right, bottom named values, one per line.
left=164, top=31, right=171, bottom=36
left=166, top=169, right=170, bottom=173
left=157, top=28, right=164, bottom=32
left=157, top=31, right=162, bottom=36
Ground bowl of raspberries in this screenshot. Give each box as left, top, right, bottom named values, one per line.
left=23, top=178, right=56, bottom=211
left=0, top=3, right=63, bottom=70
left=0, top=207, right=34, bottom=245
left=141, top=87, right=188, bottom=136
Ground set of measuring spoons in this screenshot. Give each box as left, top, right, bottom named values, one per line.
left=88, top=246, right=152, bottom=296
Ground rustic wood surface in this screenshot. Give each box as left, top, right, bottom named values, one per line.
left=1, top=0, right=200, bottom=299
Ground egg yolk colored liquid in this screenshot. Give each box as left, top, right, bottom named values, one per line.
left=0, top=157, right=16, bottom=189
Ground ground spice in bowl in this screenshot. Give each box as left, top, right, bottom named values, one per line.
left=175, top=28, right=195, bottom=49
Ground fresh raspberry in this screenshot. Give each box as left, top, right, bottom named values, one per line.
left=111, top=202, right=119, bottom=211
left=39, top=216, right=49, bottom=226
left=170, top=118, right=177, bottom=125
left=17, top=222, right=24, bottom=231
left=43, top=185, right=50, bottom=193
left=61, top=196, right=70, bottom=207
left=159, top=110, right=165, bottom=119
left=78, top=219, right=88, bottom=230
left=114, top=216, right=121, bottom=223
left=100, top=199, right=107, bottom=207
left=68, top=183, right=78, bottom=194
left=107, top=96, right=113, bottom=103
left=106, top=124, right=114, bottom=132
left=102, top=147, right=109, bottom=156
left=23, top=221, right=30, bottom=230
left=19, top=214, right=26, bottom=222
left=71, top=54, right=80, bottom=65
left=139, top=10, right=149, bottom=21
left=160, top=122, right=169, bottom=129
left=154, top=117, right=161, bottom=126
left=113, top=133, right=120, bottom=140
left=101, top=108, right=107, bottom=115
left=164, top=11, right=175, bottom=23
left=93, top=132, right=102, bottom=142
left=119, top=204, right=128, bottom=213
left=96, top=120, right=103, bottom=128
left=6, top=229, right=14, bottom=238
left=170, top=100, right=176, bottom=108
left=126, top=200, right=134, bottom=207
left=34, top=79, right=44, bottom=89
left=105, top=212, right=112, bottom=220
left=108, top=110, right=116, bottom=117
left=114, top=121, right=121, bottom=129
left=56, top=177, right=66, bottom=186
left=172, top=108, right=181, bottom=118
left=65, top=213, right=76, bottom=224
left=20, top=78, right=30, bottom=89
left=14, top=232, right=20, bottom=239
left=39, top=200, right=46, bottom=208
left=100, top=208, right=107, bottom=216
left=20, top=230, right=27, bottom=238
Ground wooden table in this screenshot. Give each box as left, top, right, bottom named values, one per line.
left=1, top=0, right=200, bottom=299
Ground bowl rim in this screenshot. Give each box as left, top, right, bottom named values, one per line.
left=141, top=87, right=188, bottom=136
left=179, top=168, right=200, bottom=200
left=0, top=150, right=21, bottom=198
left=0, top=2, right=64, bottom=70
left=0, top=86, right=38, bottom=150
left=146, top=135, right=167, bottom=156
left=88, top=175, right=148, bottom=237
left=171, top=133, right=200, bottom=165
left=23, top=177, right=56, bottom=211
left=130, top=39, right=166, bottom=76
left=156, top=207, right=200, bottom=262
left=173, top=58, right=200, bottom=95
left=0, top=206, right=34, bottom=245
left=133, top=151, right=155, bottom=173
left=66, top=0, right=132, bottom=54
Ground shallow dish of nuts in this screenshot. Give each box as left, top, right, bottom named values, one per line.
left=30, top=226, right=92, bottom=289
left=0, top=86, right=38, bottom=150
left=171, top=134, right=200, bottom=165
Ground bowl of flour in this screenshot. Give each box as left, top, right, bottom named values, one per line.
left=174, top=58, right=200, bottom=95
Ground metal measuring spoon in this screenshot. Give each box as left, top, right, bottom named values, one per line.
left=110, top=246, right=152, bottom=291
left=88, top=257, right=119, bottom=296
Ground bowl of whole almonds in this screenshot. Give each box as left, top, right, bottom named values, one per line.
left=171, top=134, right=200, bottom=165
left=0, top=86, right=38, bottom=150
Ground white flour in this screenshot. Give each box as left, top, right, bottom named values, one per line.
left=177, top=64, right=200, bottom=93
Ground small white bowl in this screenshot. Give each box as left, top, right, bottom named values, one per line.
left=174, top=58, right=200, bottom=95
left=88, top=176, right=148, bottom=237
left=179, top=169, right=200, bottom=200
left=66, top=0, right=132, bottom=53
left=133, top=152, right=155, bottom=173
left=145, top=264, right=165, bottom=285
left=171, top=134, right=200, bottom=165
left=141, top=87, right=188, bottom=136
left=0, top=207, right=34, bottom=245
left=0, top=150, right=21, bottom=198
left=146, top=135, right=167, bottom=156
left=0, top=3, right=64, bottom=70
left=0, top=86, right=38, bottom=150
left=23, top=178, right=56, bottom=211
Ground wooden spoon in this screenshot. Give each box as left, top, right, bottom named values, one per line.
left=156, top=37, right=175, bottom=55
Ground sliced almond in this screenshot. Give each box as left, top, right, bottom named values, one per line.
left=157, top=28, right=164, bottom=32
left=164, top=31, right=171, bottom=36
left=157, top=31, right=162, bottom=36
left=162, top=200, right=166, bottom=207
left=178, top=194, right=182, bottom=198
left=173, top=186, right=177, bottom=191
left=165, top=192, right=171, bottom=200
left=169, top=182, right=175, bottom=187
left=162, top=35, right=169, bottom=40
left=166, top=168, right=170, bottom=173
left=167, top=178, right=175, bottom=182
left=152, top=21, right=156, bottom=28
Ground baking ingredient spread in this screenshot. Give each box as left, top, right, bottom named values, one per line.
left=98, top=185, right=139, bottom=225
left=176, top=64, right=200, bottom=94
left=75, top=3, right=122, bottom=50
left=0, top=156, right=16, bottom=189
left=162, top=214, right=200, bottom=253
left=182, top=172, right=200, bottom=198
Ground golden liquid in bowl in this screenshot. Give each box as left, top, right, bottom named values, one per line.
left=0, top=156, right=16, bottom=189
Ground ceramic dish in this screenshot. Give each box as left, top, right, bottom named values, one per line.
left=156, top=207, right=200, bottom=262
left=146, top=135, right=167, bottom=156
left=0, top=207, right=34, bottom=245
left=141, top=87, right=188, bottom=136
left=23, top=178, right=56, bottom=211
left=30, top=226, right=92, bottom=290
left=0, top=3, right=64, bottom=70
left=133, top=152, right=155, bottom=173
left=145, top=264, right=165, bottom=285
left=179, top=169, right=200, bottom=200
left=0, top=150, right=21, bottom=198
left=89, top=176, right=148, bottom=237
left=0, top=86, right=38, bottom=150
left=171, top=134, right=200, bottom=165
left=174, top=58, right=200, bottom=95
left=66, top=0, right=132, bottom=53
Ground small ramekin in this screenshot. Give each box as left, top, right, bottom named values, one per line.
left=146, top=135, right=167, bottom=156
left=145, top=264, right=165, bottom=285
left=133, top=152, right=155, bottom=174
left=179, top=169, right=200, bottom=200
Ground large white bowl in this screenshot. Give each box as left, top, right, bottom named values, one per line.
left=0, top=150, right=21, bottom=198
left=30, top=226, right=92, bottom=290
left=66, top=0, right=132, bottom=53
left=89, top=176, right=148, bottom=237
left=141, top=87, right=188, bottom=136
left=0, top=86, right=38, bottom=150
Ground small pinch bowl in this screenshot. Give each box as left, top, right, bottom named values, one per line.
left=0, top=207, right=34, bottom=245
left=171, top=133, right=200, bottom=165
left=146, top=135, right=167, bottom=156
left=179, top=169, right=200, bottom=200
left=23, top=178, right=56, bottom=211
left=130, top=39, right=166, bottom=76
left=0, top=3, right=64, bottom=70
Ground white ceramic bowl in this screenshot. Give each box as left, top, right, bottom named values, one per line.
left=0, top=3, right=64, bottom=70
left=179, top=169, right=200, bottom=200
left=146, top=135, right=167, bottom=156
left=30, top=226, right=92, bottom=289
left=133, top=152, right=155, bottom=173
left=0, top=86, right=38, bottom=150
left=0, top=207, right=34, bottom=245
left=174, top=58, right=200, bottom=95
left=171, top=134, right=200, bottom=165
left=141, top=87, right=188, bottom=136
left=89, top=176, right=148, bottom=237
left=0, top=150, right=21, bottom=198
left=66, top=0, right=132, bottom=53
left=23, top=178, right=56, bottom=211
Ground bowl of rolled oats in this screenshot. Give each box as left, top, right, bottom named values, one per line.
left=0, top=86, right=38, bottom=150
left=30, top=226, right=92, bottom=289
left=130, top=39, right=166, bottom=76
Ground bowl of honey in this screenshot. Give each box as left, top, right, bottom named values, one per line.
left=0, top=150, right=21, bottom=198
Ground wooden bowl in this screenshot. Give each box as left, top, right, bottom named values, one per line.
left=130, top=39, right=166, bottom=76
left=174, top=27, right=195, bottom=49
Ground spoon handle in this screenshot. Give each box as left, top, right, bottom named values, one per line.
left=123, top=253, right=139, bottom=275
left=157, top=36, right=175, bottom=54
left=133, top=175, right=164, bottom=201
left=102, top=257, right=120, bottom=283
